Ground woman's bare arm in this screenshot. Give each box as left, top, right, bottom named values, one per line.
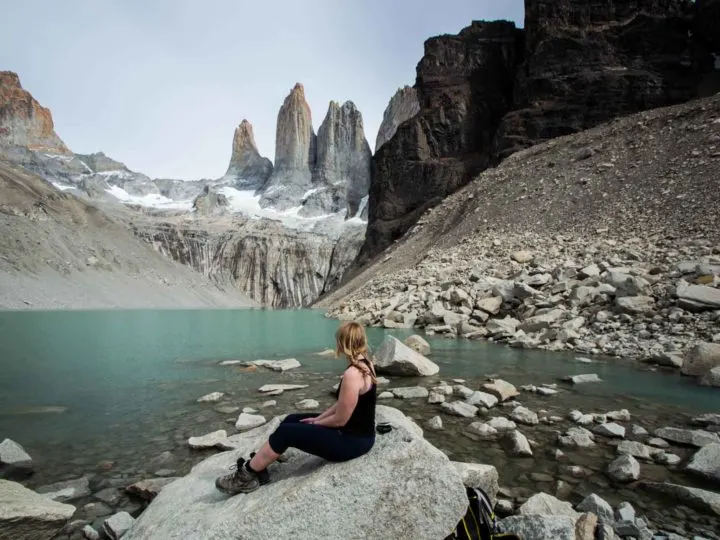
left=312, top=369, right=361, bottom=428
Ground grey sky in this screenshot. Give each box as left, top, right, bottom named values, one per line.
left=1, top=0, right=524, bottom=180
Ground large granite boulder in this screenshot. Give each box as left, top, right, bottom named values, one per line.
left=375, top=86, right=420, bottom=152
left=0, top=438, right=33, bottom=479
left=123, top=406, right=467, bottom=540
left=222, top=119, right=273, bottom=191
left=681, top=342, right=720, bottom=377
left=374, top=335, right=440, bottom=376
left=686, top=443, right=720, bottom=484
left=639, top=482, right=720, bottom=517
left=0, top=479, right=75, bottom=539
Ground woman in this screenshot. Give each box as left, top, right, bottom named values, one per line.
left=216, top=321, right=377, bottom=495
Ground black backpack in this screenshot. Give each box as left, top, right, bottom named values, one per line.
left=445, top=487, right=522, bottom=540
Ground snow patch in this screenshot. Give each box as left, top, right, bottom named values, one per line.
left=105, top=185, right=193, bottom=210
left=51, top=182, right=77, bottom=192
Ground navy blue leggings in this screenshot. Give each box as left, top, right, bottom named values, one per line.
left=268, top=413, right=375, bottom=462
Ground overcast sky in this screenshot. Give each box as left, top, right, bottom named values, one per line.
left=1, top=0, right=524, bottom=180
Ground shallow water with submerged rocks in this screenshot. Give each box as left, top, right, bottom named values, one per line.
left=1, top=309, right=719, bottom=539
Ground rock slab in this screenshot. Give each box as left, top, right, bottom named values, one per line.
left=374, top=335, right=439, bottom=376
left=0, top=479, right=75, bottom=540
left=123, top=406, right=467, bottom=540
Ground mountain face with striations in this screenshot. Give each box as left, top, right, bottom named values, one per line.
left=374, top=86, right=420, bottom=153
left=357, top=0, right=720, bottom=267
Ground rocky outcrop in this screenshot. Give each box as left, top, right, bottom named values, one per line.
left=375, top=86, right=420, bottom=152
left=133, top=216, right=365, bottom=307
left=260, top=83, right=316, bottom=210
left=223, top=119, right=273, bottom=190
left=305, top=101, right=371, bottom=218
left=123, top=407, right=468, bottom=540
left=0, top=71, right=71, bottom=155
left=359, top=21, right=521, bottom=265
left=192, top=186, right=229, bottom=216
left=357, top=1, right=720, bottom=265
left=74, top=152, right=129, bottom=173
left=0, top=479, right=75, bottom=540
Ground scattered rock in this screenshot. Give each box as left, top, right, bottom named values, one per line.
left=391, top=387, right=429, bottom=399
left=103, top=511, right=135, bottom=540
left=576, top=493, right=613, bottom=524
left=654, top=427, right=720, bottom=447
left=498, top=515, right=576, bottom=540
left=214, top=405, right=240, bottom=414
left=676, top=281, right=720, bottom=311
left=82, top=524, right=101, bottom=540
left=615, top=501, right=635, bottom=522
left=403, top=335, right=430, bottom=355
left=647, top=437, right=670, bottom=448
left=295, top=399, right=319, bottom=410
left=685, top=443, right=720, bottom=484
left=562, top=374, right=601, bottom=384
left=681, top=342, right=720, bottom=377
left=93, top=487, right=122, bottom=506
left=427, top=416, right=443, bottom=430
left=607, top=409, right=631, bottom=422
left=0, top=479, right=75, bottom=539
left=467, top=422, right=499, bottom=440
left=482, top=379, right=519, bottom=402
left=374, top=336, right=439, bottom=376
left=378, top=391, right=394, bottom=400
left=607, top=454, right=640, bottom=482
left=574, top=512, right=597, bottom=540
left=235, top=413, right=267, bottom=431
left=487, top=417, right=517, bottom=432
left=476, top=296, right=503, bottom=315
left=466, top=391, right=498, bottom=409
left=511, top=250, right=533, bottom=264
left=258, top=384, right=308, bottom=394
left=0, top=438, right=33, bottom=478
left=428, top=392, right=445, bottom=404
left=187, top=430, right=228, bottom=450
left=505, top=430, right=533, bottom=457
left=510, top=406, right=539, bottom=426
left=558, top=427, right=595, bottom=448
left=593, top=423, right=626, bottom=439
left=196, top=392, right=224, bottom=403
left=639, top=482, right=720, bottom=517
left=249, top=358, right=301, bottom=372
left=126, top=478, right=179, bottom=502
left=617, top=440, right=653, bottom=461
left=36, top=477, right=91, bottom=502
left=441, top=401, right=478, bottom=418
left=615, top=295, right=655, bottom=314
left=261, top=400, right=277, bottom=408
left=700, top=366, right=720, bottom=387
left=451, top=462, right=499, bottom=503
left=519, top=492, right=579, bottom=518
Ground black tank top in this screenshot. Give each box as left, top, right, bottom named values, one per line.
left=335, top=361, right=377, bottom=437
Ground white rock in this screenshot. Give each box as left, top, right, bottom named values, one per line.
left=374, top=335, right=439, bottom=376
left=427, top=416, right=443, bottom=430
left=686, top=443, right=720, bottom=483
left=295, top=399, right=319, bottom=410
left=187, top=430, right=228, bottom=450
left=505, top=430, right=533, bottom=457
left=482, top=379, right=519, bottom=402
left=577, top=493, right=613, bottom=524
left=519, top=492, right=579, bottom=517
left=83, top=524, right=101, bottom=540
left=432, top=384, right=454, bottom=396
left=607, top=409, right=631, bottom=422
left=235, top=413, right=267, bottom=431
left=488, top=417, right=517, bottom=432
left=654, top=427, right=720, bottom=447
left=451, top=462, right=499, bottom=503
left=498, top=515, right=577, bottom=540
left=453, top=385, right=474, bottom=399
left=607, top=454, right=640, bottom=482
left=0, top=479, right=75, bottom=539
left=404, top=335, right=431, bottom=355
left=241, top=407, right=258, bottom=414
left=0, top=438, right=33, bottom=471
left=467, top=422, right=499, bottom=440
left=510, top=406, right=539, bottom=426
left=250, top=359, right=301, bottom=372
left=196, top=392, right=225, bottom=403
left=558, top=427, right=595, bottom=448
left=562, top=373, right=601, bottom=384
left=391, top=387, right=429, bottom=399
left=593, top=423, right=626, bottom=439
left=681, top=342, right=720, bottom=376
left=476, top=296, right=503, bottom=315
left=258, top=384, right=308, bottom=393
left=261, top=400, right=277, bottom=408
left=617, top=441, right=653, bottom=461
left=428, top=392, right=445, bottom=404
left=441, top=401, right=478, bottom=418
left=616, top=295, right=655, bottom=314
left=378, top=391, right=394, bottom=400
left=103, top=511, right=135, bottom=540
left=466, top=391, right=498, bottom=409
left=121, top=407, right=468, bottom=540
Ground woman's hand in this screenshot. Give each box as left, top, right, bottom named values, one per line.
left=300, top=417, right=316, bottom=424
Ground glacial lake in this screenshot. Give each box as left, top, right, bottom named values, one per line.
left=1, top=308, right=719, bottom=536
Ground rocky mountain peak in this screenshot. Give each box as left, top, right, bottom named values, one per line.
left=75, top=151, right=130, bottom=173
left=375, top=86, right=420, bottom=152
left=224, top=118, right=272, bottom=190
left=0, top=70, right=71, bottom=155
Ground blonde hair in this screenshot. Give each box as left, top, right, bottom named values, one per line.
left=335, top=321, right=376, bottom=383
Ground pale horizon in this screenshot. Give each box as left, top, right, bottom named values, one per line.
left=1, top=0, right=524, bottom=180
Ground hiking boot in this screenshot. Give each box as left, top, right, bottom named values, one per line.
left=215, top=457, right=266, bottom=495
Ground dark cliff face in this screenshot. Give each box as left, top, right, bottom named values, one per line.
left=360, top=21, right=521, bottom=264
left=358, top=0, right=719, bottom=267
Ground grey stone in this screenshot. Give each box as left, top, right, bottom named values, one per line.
left=441, top=401, right=478, bottom=418
left=403, top=335, right=430, bottom=355
left=518, top=492, right=579, bottom=517
left=258, top=384, right=308, bottom=393
left=261, top=400, right=277, bottom=408
left=607, top=409, right=631, bottom=422
left=593, top=422, right=626, bottom=438
left=617, top=440, right=653, bottom=460
left=374, top=336, right=439, bottom=377
left=482, top=379, right=519, bottom=402
left=615, top=501, right=636, bottom=522
left=686, top=443, right=720, bottom=484
left=188, top=430, right=228, bottom=450
left=122, top=407, right=468, bottom=540
left=604, top=271, right=650, bottom=296
left=103, top=511, right=135, bottom=540
left=655, top=451, right=682, bottom=466
left=647, top=437, right=670, bottom=448
left=488, top=417, right=517, bottom=432
left=214, top=405, right=240, bottom=414
left=510, top=406, right=539, bottom=426
left=498, top=515, right=576, bottom=540
left=631, top=424, right=649, bottom=437
left=607, top=454, right=640, bottom=482
left=476, top=296, right=503, bottom=315
left=196, top=392, right=225, bottom=403
left=700, top=366, right=720, bottom=387
left=576, top=493, right=613, bottom=524
left=466, top=391, right=498, bottom=409
left=676, top=281, right=720, bottom=311
left=485, top=317, right=520, bottom=337
left=451, top=462, right=499, bottom=503
left=654, top=427, right=720, bottom=447
left=0, top=438, right=33, bottom=474
left=616, top=295, right=656, bottom=314
left=37, top=477, right=91, bottom=502
left=505, top=430, right=533, bottom=457
left=558, top=427, right=595, bottom=448
left=82, top=524, right=101, bottom=540
left=467, top=422, right=499, bottom=440
left=242, top=407, right=258, bottom=414
left=638, top=482, right=720, bottom=517
left=518, top=309, right=565, bottom=333
left=391, top=387, right=429, bottom=399
left=235, top=413, right=267, bottom=431
left=0, top=479, right=75, bottom=540
left=378, top=391, right=394, bottom=400
left=94, top=487, right=122, bottom=506
left=682, top=342, right=720, bottom=376
left=428, top=392, right=445, bottom=404
left=453, top=385, right=474, bottom=399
